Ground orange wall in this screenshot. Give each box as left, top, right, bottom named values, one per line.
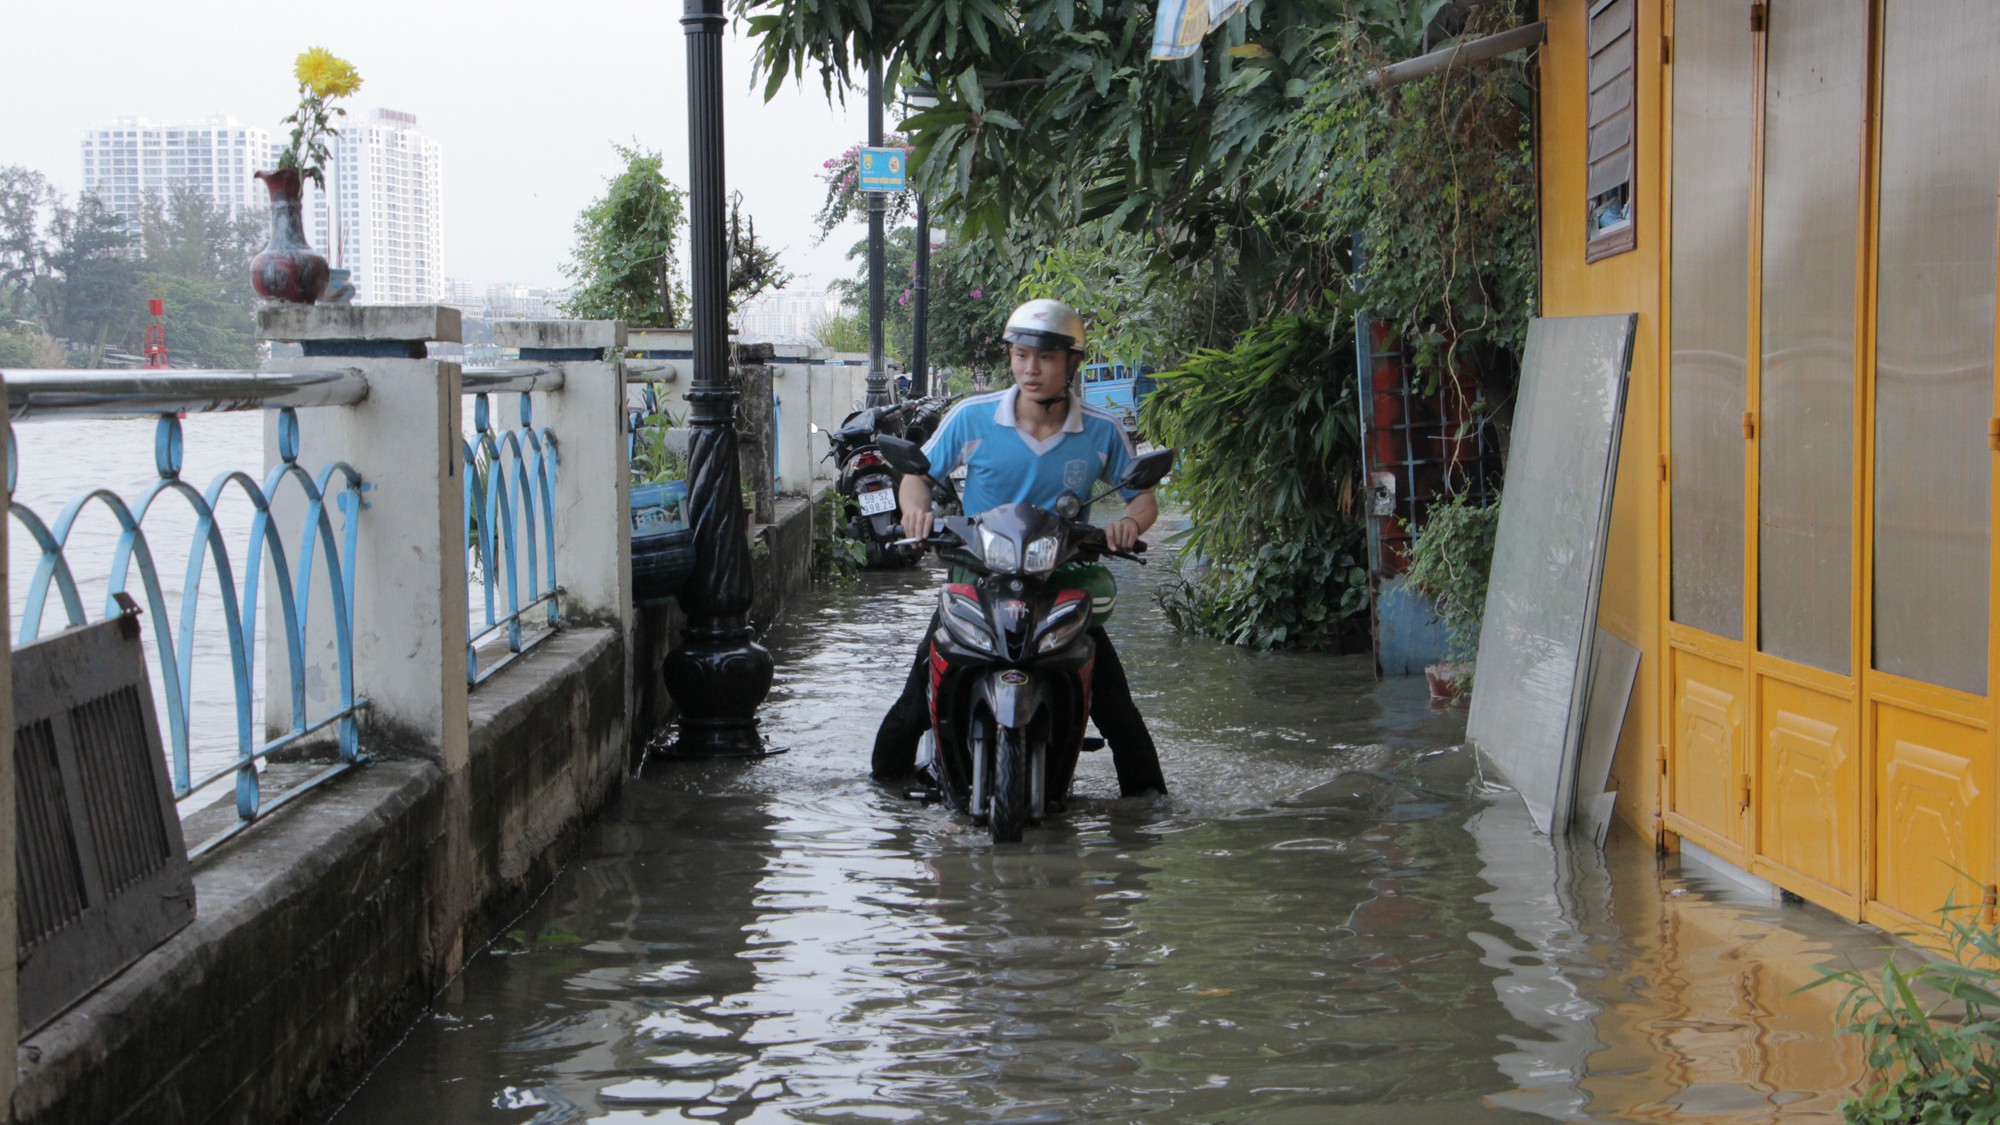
left=1537, top=0, right=1668, bottom=841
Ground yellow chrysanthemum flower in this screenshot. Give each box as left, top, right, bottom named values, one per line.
left=294, top=47, right=363, bottom=99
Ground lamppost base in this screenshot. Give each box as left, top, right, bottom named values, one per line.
left=659, top=619, right=776, bottom=759
left=668, top=723, right=784, bottom=759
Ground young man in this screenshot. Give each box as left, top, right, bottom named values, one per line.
left=870, top=298, right=1168, bottom=797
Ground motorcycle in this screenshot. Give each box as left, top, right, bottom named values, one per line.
left=874, top=433, right=1175, bottom=843
left=826, top=396, right=955, bottom=569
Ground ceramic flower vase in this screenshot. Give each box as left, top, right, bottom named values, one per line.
left=250, top=168, right=329, bottom=304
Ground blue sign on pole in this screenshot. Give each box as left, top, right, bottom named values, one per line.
left=857, top=147, right=907, bottom=193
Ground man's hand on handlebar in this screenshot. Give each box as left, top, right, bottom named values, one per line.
left=1104, top=514, right=1144, bottom=553
left=898, top=473, right=935, bottom=543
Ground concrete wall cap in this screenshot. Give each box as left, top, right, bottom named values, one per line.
left=764, top=343, right=833, bottom=361
left=258, top=305, right=464, bottom=344
left=491, top=320, right=626, bottom=351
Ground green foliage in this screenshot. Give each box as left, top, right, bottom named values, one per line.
left=811, top=488, right=867, bottom=582
left=742, top=0, right=1346, bottom=272
left=1402, top=492, right=1499, bottom=669
left=828, top=224, right=1010, bottom=371
left=38, top=194, right=142, bottom=361
left=562, top=144, right=689, bottom=328
left=726, top=190, right=793, bottom=313
left=1156, top=533, right=1368, bottom=650
left=0, top=325, right=61, bottom=367
left=133, top=188, right=266, bottom=368
left=742, top=0, right=1533, bottom=356
left=0, top=166, right=49, bottom=320
left=812, top=138, right=914, bottom=238
left=1015, top=232, right=1197, bottom=369
left=809, top=307, right=868, bottom=352
left=1145, top=307, right=1370, bottom=649
left=1805, top=896, right=2000, bottom=1123
left=0, top=173, right=280, bottom=367
left=743, top=0, right=1536, bottom=651
left=630, top=384, right=687, bottom=486
left=1270, top=2, right=1537, bottom=385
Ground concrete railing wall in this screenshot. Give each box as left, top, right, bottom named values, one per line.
left=4, top=312, right=830, bottom=1124
left=621, top=329, right=872, bottom=501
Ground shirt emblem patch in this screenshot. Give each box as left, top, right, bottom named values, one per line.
left=1064, top=458, right=1090, bottom=491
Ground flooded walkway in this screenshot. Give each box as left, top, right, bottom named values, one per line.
left=329, top=525, right=1882, bottom=1123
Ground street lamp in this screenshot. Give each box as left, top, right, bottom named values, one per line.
left=903, top=86, right=939, bottom=398
left=865, top=63, right=889, bottom=408
left=660, top=0, right=775, bottom=758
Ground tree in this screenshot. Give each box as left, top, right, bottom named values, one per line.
left=808, top=308, right=868, bottom=353
left=742, top=0, right=1536, bottom=650
left=0, top=325, right=63, bottom=368
left=135, top=186, right=264, bottom=367
left=725, top=191, right=793, bottom=314
left=810, top=138, right=913, bottom=240
left=38, top=194, right=142, bottom=365
left=829, top=224, right=1010, bottom=373
left=561, top=143, right=689, bottom=328
left=0, top=166, right=52, bottom=320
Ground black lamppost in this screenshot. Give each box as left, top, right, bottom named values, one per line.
left=903, top=86, right=938, bottom=398
left=865, top=62, right=889, bottom=408
left=661, top=0, right=774, bottom=758
left=910, top=193, right=929, bottom=398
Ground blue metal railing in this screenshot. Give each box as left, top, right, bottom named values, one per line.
left=5, top=367, right=371, bottom=858
left=461, top=366, right=563, bottom=685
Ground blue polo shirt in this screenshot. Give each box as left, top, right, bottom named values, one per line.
left=921, top=387, right=1141, bottom=520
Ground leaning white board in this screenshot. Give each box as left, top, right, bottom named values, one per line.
left=1465, top=314, right=1637, bottom=835
left=1575, top=629, right=1641, bottom=847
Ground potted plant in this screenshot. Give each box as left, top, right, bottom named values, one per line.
left=1403, top=491, right=1500, bottom=702
left=252, top=47, right=361, bottom=305
left=630, top=384, right=695, bottom=603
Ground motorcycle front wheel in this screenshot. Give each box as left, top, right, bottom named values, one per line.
left=990, top=724, right=1030, bottom=844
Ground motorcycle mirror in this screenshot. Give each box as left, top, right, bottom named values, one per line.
left=1054, top=492, right=1083, bottom=520
left=875, top=434, right=932, bottom=477
left=808, top=421, right=822, bottom=435
left=1120, top=448, right=1175, bottom=492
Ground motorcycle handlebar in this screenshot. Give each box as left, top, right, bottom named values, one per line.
left=888, top=526, right=1151, bottom=564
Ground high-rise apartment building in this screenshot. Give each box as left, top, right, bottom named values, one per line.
left=735, top=289, right=845, bottom=343
left=301, top=109, right=445, bottom=306
left=80, top=116, right=271, bottom=232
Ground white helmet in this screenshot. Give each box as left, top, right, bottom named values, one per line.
left=1002, top=298, right=1087, bottom=355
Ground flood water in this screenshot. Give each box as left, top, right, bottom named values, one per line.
left=329, top=523, right=1883, bottom=1124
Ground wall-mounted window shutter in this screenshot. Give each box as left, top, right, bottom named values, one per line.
left=1586, top=0, right=1639, bottom=261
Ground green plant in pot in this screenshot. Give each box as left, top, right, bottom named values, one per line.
left=1403, top=491, right=1500, bottom=700
left=629, top=382, right=694, bottom=603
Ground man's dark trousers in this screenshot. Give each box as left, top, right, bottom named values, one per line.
left=870, top=625, right=1168, bottom=797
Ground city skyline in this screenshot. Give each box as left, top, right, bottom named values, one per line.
left=299, top=108, right=445, bottom=304
left=80, top=115, right=271, bottom=235
left=5, top=3, right=871, bottom=294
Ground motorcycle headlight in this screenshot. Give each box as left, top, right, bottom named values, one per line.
left=979, top=526, right=1020, bottom=573
left=1021, top=534, right=1061, bottom=576
left=939, top=587, right=998, bottom=655
left=1035, top=599, right=1090, bottom=654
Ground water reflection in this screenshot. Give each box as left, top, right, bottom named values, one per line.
left=328, top=516, right=1877, bottom=1123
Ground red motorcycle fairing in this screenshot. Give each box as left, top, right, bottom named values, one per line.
left=925, top=600, right=1096, bottom=812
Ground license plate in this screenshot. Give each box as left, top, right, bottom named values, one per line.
left=857, top=488, right=898, bottom=516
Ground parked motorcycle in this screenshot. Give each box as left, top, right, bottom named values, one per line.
left=874, top=433, right=1175, bottom=843
left=826, top=396, right=955, bottom=569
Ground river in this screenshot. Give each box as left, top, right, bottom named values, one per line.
left=8, top=412, right=274, bottom=795
left=324, top=522, right=1879, bottom=1124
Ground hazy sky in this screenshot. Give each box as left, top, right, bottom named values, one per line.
left=2, top=0, right=876, bottom=291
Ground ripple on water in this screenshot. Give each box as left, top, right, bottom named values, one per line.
left=327, top=513, right=1885, bottom=1124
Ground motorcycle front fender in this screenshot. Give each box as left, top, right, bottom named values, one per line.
left=974, top=669, right=1046, bottom=730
